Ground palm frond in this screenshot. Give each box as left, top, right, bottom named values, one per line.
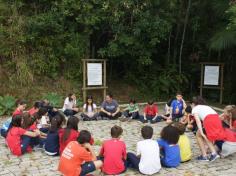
left=210, top=29, right=236, bottom=50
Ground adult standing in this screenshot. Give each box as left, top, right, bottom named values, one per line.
left=191, top=96, right=225, bottom=161
left=100, top=94, right=122, bottom=120
left=62, top=93, right=79, bottom=116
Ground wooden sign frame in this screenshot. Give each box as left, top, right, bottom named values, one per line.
left=200, top=62, right=224, bottom=104
left=82, top=59, right=107, bottom=103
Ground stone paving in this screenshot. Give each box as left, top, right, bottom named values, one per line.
left=1, top=114, right=236, bottom=176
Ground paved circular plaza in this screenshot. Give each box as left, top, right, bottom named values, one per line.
left=0, top=118, right=236, bottom=176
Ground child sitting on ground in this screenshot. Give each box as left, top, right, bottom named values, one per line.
left=215, top=140, right=236, bottom=158
left=28, top=101, right=42, bottom=116
left=81, top=95, right=99, bottom=121
left=21, top=112, right=47, bottom=147
left=172, top=122, right=192, bottom=162
left=120, top=99, right=140, bottom=122
left=220, top=105, right=236, bottom=130
left=6, top=115, right=41, bottom=156
left=169, top=92, right=186, bottom=122
left=157, top=125, right=181, bottom=167
left=161, top=98, right=175, bottom=121
left=45, top=114, right=66, bottom=156
left=34, top=107, right=50, bottom=133
left=180, top=105, right=192, bottom=125
left=58, top=116, right=94, bottom=155
left=99, top=125, right=127, bottom=175
left=58, top=130, right=103, bottom=176
left=140, top=100, right=162, bottom=124
left=12, top=99, right=27, bottom=117
left=127, top=126, right=161, bottom=175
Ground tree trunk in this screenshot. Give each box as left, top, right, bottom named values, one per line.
left=179, top=0, right=192, bottom=74
left=167, top=30, right=172, bottom=65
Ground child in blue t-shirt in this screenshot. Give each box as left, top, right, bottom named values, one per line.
left=157, top=125, right=181, bottom=167
left=170, top=92, right=185, bottom=121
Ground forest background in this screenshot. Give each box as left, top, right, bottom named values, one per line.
left=0, top=0, right=236, bottom=114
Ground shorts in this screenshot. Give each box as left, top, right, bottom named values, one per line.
left=80, top=161, right=96, bottom=176
left=203, top=114, right=226, bottom=141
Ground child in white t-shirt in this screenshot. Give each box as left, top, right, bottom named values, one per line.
left=127, top=126, right=161, bottom=175
left=81, top=96, right=99, bottom=121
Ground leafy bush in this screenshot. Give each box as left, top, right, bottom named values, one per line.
left=43, top=92, right=63, bottom=107
left=0, top=95, right=16, bottom=116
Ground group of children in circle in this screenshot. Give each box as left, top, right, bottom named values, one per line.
left=0, top=92, right=236, bottom=176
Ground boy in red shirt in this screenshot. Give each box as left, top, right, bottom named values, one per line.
left=99, top=125, right=127, bottom=175
left=28, top=101, right=42, bottom=116
left=12, top=99, right=27, bottom=117
left=58, top=130, right=103, bottom=176
left=140, top=100, right=162, bottom=123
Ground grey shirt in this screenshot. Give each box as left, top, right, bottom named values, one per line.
left=101, top=100, right=119, bottom=113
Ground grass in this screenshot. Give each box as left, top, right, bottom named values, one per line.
left=94, top=139, right=103, bottom=146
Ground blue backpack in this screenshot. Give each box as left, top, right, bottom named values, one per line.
left=0, top=117, right=12, bottom=138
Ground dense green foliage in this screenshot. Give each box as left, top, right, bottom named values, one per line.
left=0, top=0, right=236, bottom=103
left=0, top=95, right=16, bottom=115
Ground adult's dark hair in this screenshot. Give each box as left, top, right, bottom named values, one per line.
left=191, top=96, right=207, bottom=106
left=111, top=125, right=123, bottom=138
left=148, top=100, right=154, bottom=105
left=77, top=130, right=91, bottom=144
left=68, top=93, right=74, bottom=102
left=161, top=125, right=180, bottom=144
left=141, top=126, right=153, bottom=139
left=33, top=101, right=42, bottom=109
left=107, top=93, right=113, bottom=99
left=129, top=98, right=136, bottom=104
left=15, top=99, right=27, bottom=106
left=85, top=95, right=94, bottom=111
left=172, top=122, right=185, bottom=135
left=185, top=105, right=192, bottom=113
left=21, top=112, right=35, bottom=129
left=49, top=114, right=65, bottom=132
left=62, top=116, right=79, bottom=142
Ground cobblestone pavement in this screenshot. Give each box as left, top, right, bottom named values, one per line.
left=1, top=117, right=236, bottom=176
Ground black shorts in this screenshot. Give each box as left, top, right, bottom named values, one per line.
left=80, top=161, right=96, bottom=176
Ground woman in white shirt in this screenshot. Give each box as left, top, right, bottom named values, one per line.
left=191, top=96, right=226, bottom=162
left=62, top=93, right=79, bottom=116
left=81, top=95, right=99, bottom=121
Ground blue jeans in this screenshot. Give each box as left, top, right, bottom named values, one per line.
left=171, top=114, right=183, bottom=122
left=139, top=115, right=162, bottom=123
left=126, top=152, right=140, bottom=170
left=0, top=129, right=7, bottom=138
left=123, top=111, right=140, bottom=119
left=80, top=161, right=96, bottom=176
left=21, top=135, right=45, bottom=154
left=64, top=109, right=77, bottom=116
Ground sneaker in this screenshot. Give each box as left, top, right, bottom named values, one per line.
left=196, top=155, right=209, bottom=161
left=209, top=154, right=220, bottom=162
